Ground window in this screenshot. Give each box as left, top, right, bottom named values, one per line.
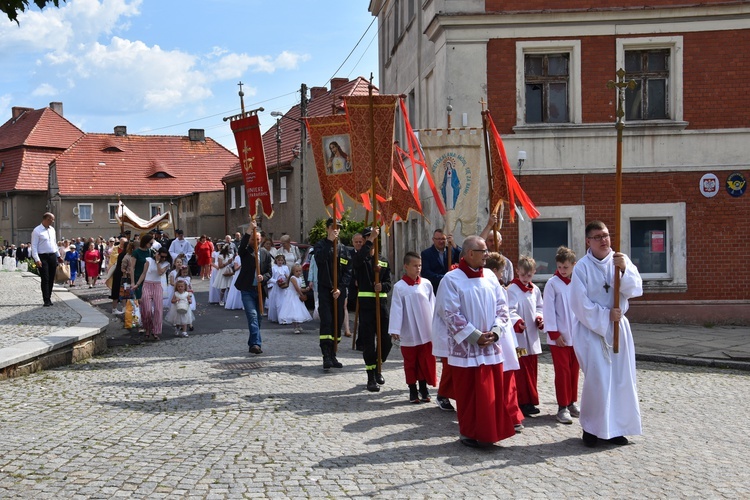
left=518, top=205, right=586, bottom=282
left=280, top=176, right=287, bottom=204
left=269, top=178, right=274, bottom=204
left=77, top=203, right=93, bottom=222
left=531, top=220, right=569, bottom=275
left=2, top=200, right=8, bottom=219
left=624, top=50, right=670, bottom=120
left=621, top=202, right=686, bottom=291
left=149, top=203, right=163, bottom=218
left=230, top=186, right=237, bottom=210
left=108, top=203, right=118, bottom=223
left=616, top=36, right=683, bottom=122
left=630, top=219, right=668, bottom=275
left=525, top=53, right=569, bottom=123
left=516, top=41, right=581, bottom=127
left=239, top=185, right=246, bottom=208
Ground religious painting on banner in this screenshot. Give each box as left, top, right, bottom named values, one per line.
left=419, top=131, right=482, bottom=237
left=344, top=95, right=399, bottom=201
left=306, top=115, right=357, bottom=206
left=229, top=112, right=273, bottom=218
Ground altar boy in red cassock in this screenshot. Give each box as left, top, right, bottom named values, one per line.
left=431, top=236, right=515, bottom=448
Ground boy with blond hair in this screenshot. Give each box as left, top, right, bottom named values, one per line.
left=543, top=246, right=580, bottom=425
left=389, top=252, right=437, bottom=403
left=508, top=255, right=544, bottom=417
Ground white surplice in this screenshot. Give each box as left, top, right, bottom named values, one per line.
left=388, top=278, right=434, bottom=347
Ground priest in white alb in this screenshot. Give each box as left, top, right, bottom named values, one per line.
left=432, top=235, right=515, bottom=448
left=570, top=220, right=643, bottom=447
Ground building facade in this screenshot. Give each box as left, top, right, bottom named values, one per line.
left=370, top=0, right=750, bottom=324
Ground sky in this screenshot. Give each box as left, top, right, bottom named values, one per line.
left=0, top=0, right=380, bottom=153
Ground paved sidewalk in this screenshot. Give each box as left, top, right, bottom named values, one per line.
left=1, top=269, right=748, bottom=371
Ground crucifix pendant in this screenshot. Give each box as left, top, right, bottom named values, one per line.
left=603, top=282, right=610, bottom=293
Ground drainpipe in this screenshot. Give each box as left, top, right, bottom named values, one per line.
left=221, top=179, right=228, bottom=235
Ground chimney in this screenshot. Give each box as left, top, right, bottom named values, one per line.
left=114, top=126, right=127, bottom=136
left=330, top=78, right=349, bottom=91
left=11, top=107, right=34, bottom=119
left=188, top=129, right=205, bottom=142
left=310, top=86, right=328, bottom=100
left=49, top=102, right=63, bottom=116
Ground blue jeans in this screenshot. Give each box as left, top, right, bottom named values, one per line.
left=241, top=289, right=262, bottom=348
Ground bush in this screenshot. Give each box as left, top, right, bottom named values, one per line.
left=307, top=209, right=366, bottom=247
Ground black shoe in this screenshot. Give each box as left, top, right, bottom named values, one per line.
left=366, top=370, right=380, bottom=392
left=330, top=355, right=343, bottom=369
left=460, top=437, right=481, bottom=448
left=43, top=301, right=53, bottom=307
left=521, top=404, right=541, bottom=417
left=249, top=345, right=262, bottom=354
left=582, top=431, right=599, bottom=448
left=408, top=385, right=420, bottom=403
left=606, top=436, right=629, bottom=446
left=323, top=356, right=332, bottom=370
left=436, top=396, right=455, bottom=411
left=418, top=380, right=431, bottom=402
left=375, top=372, right=385, bottom=385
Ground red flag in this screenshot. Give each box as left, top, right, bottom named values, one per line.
left=379, top=149, right=423, bottom=226
left=229, top=112, right=273, bottom=218
left=486, top=111, right=540, bottom=221
left=344, top=95, right=398, bottom=200
left=306, top=115, right=358, bottom=206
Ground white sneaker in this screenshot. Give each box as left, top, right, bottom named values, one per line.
left=113, top=309, right=124, bottom=316
left=568, top=403, right=580, bottom=418
left=180, top=331, right=189, bottom=337
left=556, top=408, right=573, bottom=424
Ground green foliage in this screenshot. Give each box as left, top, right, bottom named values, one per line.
left=307, top=209, right=366, bottom=247
left=2, top=0, right=65, bottom=24
left=21, top=258, right=39, bottom=276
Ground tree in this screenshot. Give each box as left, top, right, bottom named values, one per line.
left=1, top=0, right=65, bottom=24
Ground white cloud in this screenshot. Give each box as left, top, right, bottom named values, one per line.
left=31, top=83, right=58, bottom=97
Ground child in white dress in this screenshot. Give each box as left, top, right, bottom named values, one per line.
left=224, top=255, right=243, bottom=310
left=267, top=254, right=290, bottom=323
left=278, top=264, right=312, bottom=333
left=166, top=280, right=195, bottom=337
left=163, top=257, right=183, bottom=311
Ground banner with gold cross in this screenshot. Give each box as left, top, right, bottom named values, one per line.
left=229, top=111, right=273, bottom=218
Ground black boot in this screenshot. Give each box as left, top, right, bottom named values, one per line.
left=408, top=384, right=420, bottom=403
left=366, top=369, right=380, bottom=392
left=330, top=347, right=343, bottom=369
left=375, top=371, right=385, bottom=385
left=322, top=345, right=332, bottom=370
left=418, top=380, right=431, bottom=402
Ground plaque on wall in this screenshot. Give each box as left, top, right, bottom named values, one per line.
left=726, top=172, right=747, bottom=198
left=699, top=173, right=719, bottom=198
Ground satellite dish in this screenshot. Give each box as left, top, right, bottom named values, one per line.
left=72, top=206, right=79, bottom=216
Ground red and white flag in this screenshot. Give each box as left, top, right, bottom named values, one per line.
left=229, top=112, right=273, bottom=219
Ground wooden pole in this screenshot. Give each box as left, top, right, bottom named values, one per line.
left=367, top=77, right=383, bottom=376
left=607, top=69, right=636, bottom=354
left=253, top=213, right=264, bottom=313
left=332, top=202, right=339, bottom=354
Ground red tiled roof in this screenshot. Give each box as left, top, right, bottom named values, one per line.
left=259, top=76, right=377, bottom=174
left=0, top=107, right=84, bottom=151
left=54, top=133, right=239, bottom=197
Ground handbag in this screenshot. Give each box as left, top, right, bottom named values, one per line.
left=55, top=263, right=71, bottom=283
left=223, top=265, right=235, bottom=277
left=278, top=276, right=290, bottom=289
left=119, top=278, right=132, bottom=300
left=124, top=299, right=141, bottom=329
left=175, top=297, right=189, bottom=314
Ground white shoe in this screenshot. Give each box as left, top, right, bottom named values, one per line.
left=567, top=403, right=580, bottom=418
left=113, top=309, right=124, bottom=316
left=219, top=301, right=225, bottom=307
left=180, top=331, right=189, bottom=338
left=556, top=408, right=573, bottom=424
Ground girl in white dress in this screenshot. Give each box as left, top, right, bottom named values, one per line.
left=163, top=257, right=183, bottom=311
left=224, top=255, right=243, bottom=310
left=278, top=264, right=312, bottom=333
left=267, top=254, right=289, bottom=323
left=208, top=245, right=222, bottom=304
left=215, top=245, right=235, bottom=306
left=166, top=280, right=194, bottom=337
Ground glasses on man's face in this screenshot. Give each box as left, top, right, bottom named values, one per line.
left=433, top=237, right=446, bottom=242
left=587, top=233, right=611, bottom=242
left=471, top=249, right=490, bottom=255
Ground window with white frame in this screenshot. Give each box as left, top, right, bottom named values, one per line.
left=616, top=36, right=683, bottom=122
left=2, top=200, right=8, bottom=219
left=239, top=185, right=246, bottom=208
left=280, top=176, right=287, bottom=204
left=518, top=205, right=586, bottom=282
left=77, top=203, right=93, bottom=222
left=269, top=178, right=274, bottom=204
left=621, top=202, right=686, bottom=289
left=516, top=40, right=582, bottom=126
left=108, top=203, right=118, bottom=223
left=230, top=186, right=237, bottom=209
left=149, top=203, right=163, bottom=218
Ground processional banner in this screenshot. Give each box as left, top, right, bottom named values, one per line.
left=229, top=112, right=273, bottom=218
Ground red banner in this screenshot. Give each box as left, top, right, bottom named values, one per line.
left=344, top=95, right=398, bottom=200
left=229, top=112, right=273, bottom=219
left=306, top=114, right=357, bottom=206
left=486, top=111, right=540, bottom=222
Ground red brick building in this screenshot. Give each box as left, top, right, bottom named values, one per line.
left=370, top=0, right=750, bottom=324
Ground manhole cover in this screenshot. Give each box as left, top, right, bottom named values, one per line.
left=215, top=361, right=265, bottom=370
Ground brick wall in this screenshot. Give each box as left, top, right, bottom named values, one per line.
left=498, top=170, right=750, bottom=302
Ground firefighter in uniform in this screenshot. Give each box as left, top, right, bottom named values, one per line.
left=352, top=226, right=393, bottom=392
left=313, top=217, right=352, bottom=370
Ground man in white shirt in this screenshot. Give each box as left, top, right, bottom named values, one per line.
left=31, top=212, right=63, bottom=306
left=169, top=229, right=193, bottom=264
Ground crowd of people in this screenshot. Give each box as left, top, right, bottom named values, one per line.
left=26, top=211, right=644, bottom=451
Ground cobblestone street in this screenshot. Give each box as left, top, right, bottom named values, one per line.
left=1, top=321, right=748, bottom=498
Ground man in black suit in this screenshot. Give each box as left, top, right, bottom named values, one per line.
left=420, top=229, right=461, bottom=294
